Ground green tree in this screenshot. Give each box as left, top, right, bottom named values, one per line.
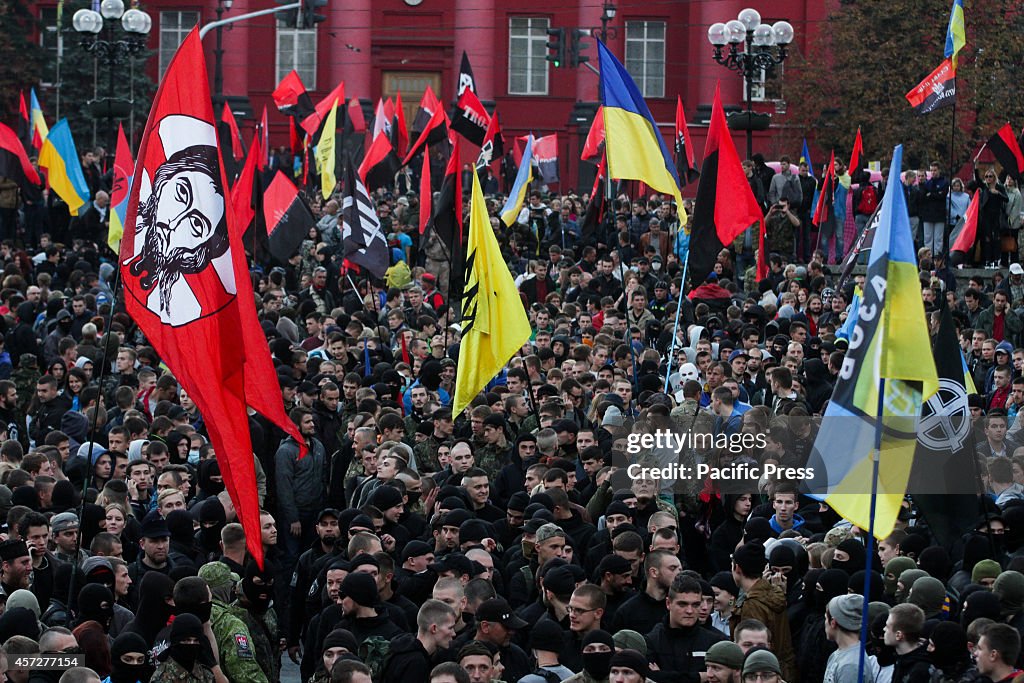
left=50, top=0, right=155, bottom=153
left=0, top=1, right=46, bottom=115
left=781, top=0, right=1024, bottom=173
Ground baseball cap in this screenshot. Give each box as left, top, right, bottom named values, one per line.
left=476, top=598, right=528, bottom=629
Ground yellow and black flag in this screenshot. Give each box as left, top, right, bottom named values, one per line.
left=452, top=172, right=532, bottom=418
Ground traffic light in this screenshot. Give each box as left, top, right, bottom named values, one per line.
left=275, top=0, right=298, bottom=27
left=299, top=0, right=328, bottom=27
left=570, top=29, right=590, bottom=67
left=546, top=28, right=566, bottom=68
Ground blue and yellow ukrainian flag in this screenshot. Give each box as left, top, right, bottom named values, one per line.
left=806, top=144, right=938, bottom=538
left=500, top=135, right=533, bottom=228
left=945, top=0, right=966, bottom=70
left=38, top=119, right=91, bottom=216
left=30, top=89, right=48, bottom=149
left=598, top=41, right=682, bottom=209
left=800, top=138, right=814, bottom=178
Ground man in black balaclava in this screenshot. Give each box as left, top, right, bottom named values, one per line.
left=579, top=629, right=615, bottom=683
left=153, top=613, right=216, bottom=680
left=230, top=560, right=279, bottom=683
left=831, top=539, right=867, bottom=576
left=108, top=632, right=154, bottom=683
left=196, top=498, right=227, bottom=563
left=75, top=583, right=115, bottom=632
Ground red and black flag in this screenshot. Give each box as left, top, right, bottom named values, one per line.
left=674, top=97, right=700, bottom=187
left=358, top=133, right=400, bottom=191
left=848, top=127, right=864, bottom=175
left=476, top=110, right=504, bottom=168
left=905, top=58, right=956, bottom=115
left=580, top=156, right=606, bottom=241
left=261, top=170, right=315, bottom=263
left=432, top=139, right=465, bottom=294
left=219, top=103, right=245, bottom=162
left=231, top=134, right=261, bottom=242
left=257, top=106, right=269, bottom=170
left=288, top=118, right=303, bottom=157
left=451, top=87, right=490, bottom=147
left=688, top=83, right=764, bottom=283
left=344, top=98, right=367, bottom=136
left=533, top=134, right=559, bottom=185
left=581, top=107, right=604, bottom=164
left=301, top=81, right=345, bottom=138
left=419, top=151, right=432, bottom=235
left=372, top=99, right=392, bottom=142
left=0, top=122, right=42, bottom=195
left=341, top=159, right=390, bottom=277
left=16, top=93, right=32, bottom=155
left=813, top=151, right=837, bottom=230
left=403, top=103, right=448, bottom=166
left=987, top=123, right=1024, bottom=183
left=412, top=86, right=445, bottom=139
left=272, top=70, right=315, bottom=121
left=391, top=91, right=409, bottom=159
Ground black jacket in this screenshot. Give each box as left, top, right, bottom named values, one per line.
left=646, top=618, right=727, bottom=683
left=892, top=645, right=934, bottom=683
left=610, top=588, right=667, bottom=635
left=381, top=634, right=436, bottom=683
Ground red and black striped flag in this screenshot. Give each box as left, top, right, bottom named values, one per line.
left=688, top=83, right=763, bottom=283
left=451, top=87, right=490, bottom=147
left=16, top=92, right=32, bottom=155
left=0, top=122, right=41, bottom=196
left=476, top=110, right=504, bottom=168
left=581, top=107, right=604, bottom=164
left=403, top=102, right=448, bottom=166
left=262, top=170, right=315, bottom=263
left=301, top=81, right=345, bottom=138
left=432, top=140, right=465, bottom=295
left=272, top=70, right=315, bottom=121
left=358, top=133, right=400, bottom=192
left=987, top=123, right=1024, bottom=183
left=905, top=59, right=956, bottom=115
left=674, top=96, right=699, bottom=187
left=392, top=91, right=409, bottom=158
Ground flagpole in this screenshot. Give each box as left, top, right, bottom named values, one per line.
left=663, top=238, right=691, bottom=393
left=347, top=273, right=387, bottom=342
left=616, top=248, right=640, bottom=389
left=944, top=98, right=957, bottom=260
left=857, top=376, right=885, bottom=683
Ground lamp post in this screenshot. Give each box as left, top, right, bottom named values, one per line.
left=597, top=1, right=616, bottom=43
left=213, top=0, right=233, bottom=103
left=72, top=0, right=152, bottom=150
left=707, top=8, right=793, bottom=159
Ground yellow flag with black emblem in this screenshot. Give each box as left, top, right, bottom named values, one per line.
left=452, top=171, right=533, bottom=418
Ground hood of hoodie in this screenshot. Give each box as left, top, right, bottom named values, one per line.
left=688, top=326, right=707, bottom=349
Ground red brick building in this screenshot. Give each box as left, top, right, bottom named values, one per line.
left=34, top=0, right=828, bottom=191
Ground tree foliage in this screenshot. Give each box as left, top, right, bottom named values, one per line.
left=48, top=0, right=155, bottom=152
left=0, top=1, right=46, bottom=117
left=781, top=0, right=1024, bottom=173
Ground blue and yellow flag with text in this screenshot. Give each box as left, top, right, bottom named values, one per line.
left=38, top=119, right=90, bottom=216
left=500, top=135, right=533, bottom=228
left=945, top=0, right=966, bottom=70
left=454, top=171, right=533, bottom=418
left=598, top=41, right=682, bottom=208
left=806, top=145, right=938, bottom=538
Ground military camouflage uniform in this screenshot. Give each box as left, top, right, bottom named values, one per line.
left=413, top=434, right=444, bottom=473
left=149, top=658, right=216, bottom=683
left=228, top=601, right=280, bottom=683
left=12, top=355, right=40, bottom=413
left=473, top=443, right=509, bottom=481
left=210, top=599, right=269, bottom=683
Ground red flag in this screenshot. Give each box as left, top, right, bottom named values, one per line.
left=813, top=151, right=836, bottom=227
left=346, top=98, right=366, bottom=134
left=675, top=97, right=700, bottom=186
left=848, top=127, right=863, bottom=175
left=110, top=125, right=133, bottom=209
left=419, top=151, right=432, bottom=235
left=220, top=103, right=244, bottom=161
left=16, top=92, right=31, bottom=154
left=986, top=123, right=1024, bottom=183
left=358, top=133, right=400, bottom=191
left=120, top=30, right=303, bottom=567
left=756, top=214, right=769, bottom=281
left=413, top=86, right=443, bottom=135
left=272, top=70, right=314, bottom=120
left=951, top=190, right=980, bottom=254
left=301, top=81, right=345, bottom=138
left=582, top=107, right=604, bottom=163
left=688, top=82, right=764, bottom=281
left=289, top=118, right=302, bottom=157
left=0, top=122, right=41, bottom=192
left=476, top=110, right=504, bottom=168
left=402, top=104, right=448, bottom=166
left=393, top=91, right=409, bottom=158
left=231, top=134, right=260, bottom=232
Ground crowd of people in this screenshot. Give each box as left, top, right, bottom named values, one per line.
left=2, top=142, right=1024, bottom=683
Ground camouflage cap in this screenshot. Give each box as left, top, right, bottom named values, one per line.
left=18, top=354, right=37, bottom=368
left=199, top=561, right=240, bottom=589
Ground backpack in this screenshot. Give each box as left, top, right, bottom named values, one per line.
left=360, top=636, right=392, bottom=680
left=856, top=185, right=878, bottom=215
left=533, top=668, right=563, bottom=683
left=385, top=260, right=412, bottom=290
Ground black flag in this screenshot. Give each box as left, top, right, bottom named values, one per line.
left=910, top=303, right=984, bottom=549
left=262, top=171, right=315, bottom=263
left=341, top=160, right=390, bottom=277
left=458, top=51, right=477, bottom=96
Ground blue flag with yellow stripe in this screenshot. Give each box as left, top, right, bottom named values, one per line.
left=806, top=145, right=938, bottom=538
left=598, top=41, right=682, bottom=208
left=945, top=0, right=966, bottom=70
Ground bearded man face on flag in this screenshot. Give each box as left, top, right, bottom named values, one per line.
left=125, top=115, right=237, bottom=327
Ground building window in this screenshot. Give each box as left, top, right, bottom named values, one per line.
left=276, top=23, right=317, bottom=89
left=624, top=21, right=665, bottom=99
left=159, top=11, right=199, bottom=76
left=744, top=46, right=784, bottom=102
left=508, top=17, right=549, bottom=96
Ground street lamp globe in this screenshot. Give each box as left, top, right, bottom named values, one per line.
left=99, top=0, right=125, bottom=20
left=725, top=20, right=747, bottom=45
left=224, top=0, right=234, bottom=9
left=603, top=2, right=617, bottom=21
left=752, top=23, right=775, bottom=47
left=72, top=8, right=104, bottom=34
left=121, top=8, right=152, bottom=34
left=772, top=21, right=795, bottom=46
left=707, top=22, right=729, bottom=47
left=737, top=8, right=761, bottom=32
